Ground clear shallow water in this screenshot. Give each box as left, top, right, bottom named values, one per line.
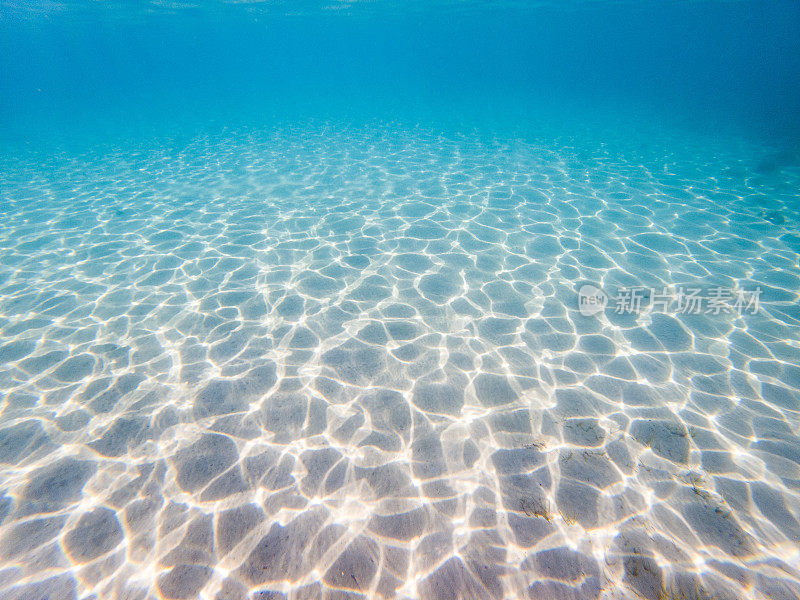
left=1, top=3, right=800, bottom=600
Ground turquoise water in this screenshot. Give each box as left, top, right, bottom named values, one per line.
left=1, top=2, right=800, bottom=600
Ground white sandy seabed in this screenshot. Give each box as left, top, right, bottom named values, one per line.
left=0, top=121, right=799, bottom=600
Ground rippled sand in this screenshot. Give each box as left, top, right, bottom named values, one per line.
left=1, top=122, right=799, bottom=600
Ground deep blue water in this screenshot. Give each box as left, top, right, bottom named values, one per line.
left=1, top=2, right=800, bottom=600
left=2, top=1, right=800, bottom=142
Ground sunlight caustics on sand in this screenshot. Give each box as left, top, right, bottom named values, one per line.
left=0, top=122, right=799, bottom=600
